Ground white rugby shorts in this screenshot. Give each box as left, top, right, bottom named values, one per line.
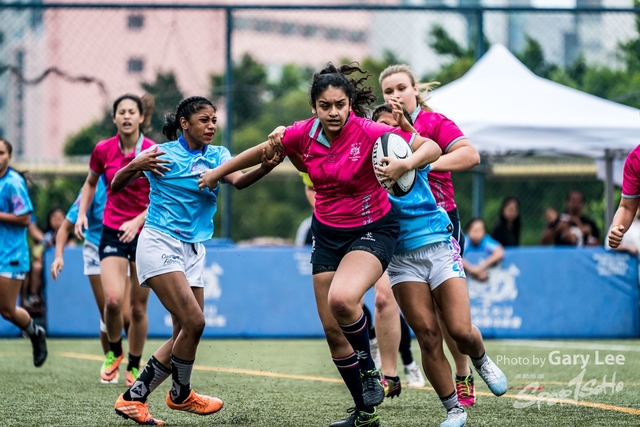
left=136, top=227, right=205, bottom=288
left=83, top=240, right=101, bottom=276
left=0, top=272, right=27, bottom=280
left=387, top=237, right=466, bottom=291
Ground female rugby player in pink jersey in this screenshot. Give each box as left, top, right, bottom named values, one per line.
left=75, top=94, right=154, bottom=386
left=379, top=65, right=481, bottom=407
left=199, top=63, right=442, bottom=427
left=609, top=144, right=640, bottom=248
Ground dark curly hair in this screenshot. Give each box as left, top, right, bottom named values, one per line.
left=162, top=96, right=216, bottom=141
left=309, top=62, right=377, bottom=118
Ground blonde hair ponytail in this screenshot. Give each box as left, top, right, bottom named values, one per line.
left=379, top=64, right=440, bottom=112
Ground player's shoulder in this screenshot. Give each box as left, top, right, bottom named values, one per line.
left=287, top=117, right=317, bottom=135
left=203, top=144, right=231, bottom=158
left=94, top=135, right=119, bottom=152
left=156, top=140, right=180, bottom=153
left=3, top=168, right=27, bottom=187
left=628, top=144, right=640, bottom=159
left=350, top=115, right=386, bottom=134
left=416, top=109, right=449, bottom=123
left=141, top=136, right=157, bottom=149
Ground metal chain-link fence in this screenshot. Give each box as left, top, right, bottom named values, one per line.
left=1, top=2, right=636, bottom=242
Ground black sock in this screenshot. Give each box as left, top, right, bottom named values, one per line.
left=455, top=370, right=473, bottom=381
left=398, top=314, right=414, bottom=365
left=333, top=353, right=371, bottom=412
left=362, top=304, right=376, bottom=339
left=384, top=375, right=400, bottom=383
left=109, top=339, right=123, bottom=358
left=21, top=318, right=37, bottom=337
left=339, top=311, right=375, bottom=371
left=470, top=352, right=488, bottom=369
left=127, top=354, right=141, bottom=371
left=124, top=356, right=171, bottom=402
left=169, top=355, right=194, bottom=404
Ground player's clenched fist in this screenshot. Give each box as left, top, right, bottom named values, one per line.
left=608, top=224, right=625, bottom=249
left=198, top=168, right=220, bottom=191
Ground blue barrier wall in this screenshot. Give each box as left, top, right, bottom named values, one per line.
left=0, top=245, right=637, bottom=338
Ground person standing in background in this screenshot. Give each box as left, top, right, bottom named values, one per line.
left=75, top=94, right=154, bottom=386
left=490, top=197, right=520, bottom=247
left=51, top=175, right=128, bottom=356
left=0, top=138, right=47, bottom=367
left=379, top=65, right=481, bottom=407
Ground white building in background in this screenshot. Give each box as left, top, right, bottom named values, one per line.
left=0, top=2, right=46, bottom=158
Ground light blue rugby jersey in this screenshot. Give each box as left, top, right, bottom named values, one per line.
left=389, top=165, right=453, bottom=254
left=143, top=135, right=231, bottom=243
left=66, top=175, right=107, bottom=246
left=0, top=168, right=34, bottom=273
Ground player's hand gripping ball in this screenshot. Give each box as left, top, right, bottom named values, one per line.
left=372, top=132, right=416, bottom=197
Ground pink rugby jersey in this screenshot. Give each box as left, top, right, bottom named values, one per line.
left=281, top=111, right=415, bottom=228
left=412, top=109, right=466, bottom=212
left=89, top=134, right=155, bottom=231
left=622, top=144, right=640, bottom=199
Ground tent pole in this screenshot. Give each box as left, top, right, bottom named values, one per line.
left=472, top=162, right=484, bottom=218
left=604, top=149, right=615, bottom=231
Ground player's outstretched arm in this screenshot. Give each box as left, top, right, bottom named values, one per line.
left=198, top=141, right=276, bottom=190
left=51, top=219, right=73, bottom=280
left=75, top=172, right=99, bottom=240
left=226, top=149, right=284, bottom=190
left=608, top=197, right=640, bottom=248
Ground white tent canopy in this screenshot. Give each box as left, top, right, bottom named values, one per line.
left=429, top=44, right=640, bottom=159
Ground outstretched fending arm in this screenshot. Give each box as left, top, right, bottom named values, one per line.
left=198, top=141, right=278, bottom=191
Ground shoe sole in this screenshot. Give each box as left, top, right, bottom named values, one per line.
left=167, top=403, right=224, bottom=415
left=115, top=409, right=159, bottom=425
left=101, top=374, right=119, bottom=384
left=33, top=351, right=47, bottom=367
left=386, top=387, right=401, bottom=399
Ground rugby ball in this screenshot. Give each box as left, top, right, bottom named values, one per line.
left=372, top=132, right=416, bottom=197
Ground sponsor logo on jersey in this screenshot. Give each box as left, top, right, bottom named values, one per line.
left=191, top=161, right=206, bottom=175
left=349, top=142, right=361, bottom=161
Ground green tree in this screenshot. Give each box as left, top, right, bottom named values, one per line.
left=140, top=71, right=184, bottom=143
left=64, top=70, right=183, bottom=155
left=425, top=24, right=488, bottom=84
left=358, top=50, right=405, bottom=102
left=210, top=53, right=268, bottom=129
left=516, top=36, right=557, bottom=79
left=618, top=0, right=640, bottom=73
left=63, top=112, right=114, bottom=156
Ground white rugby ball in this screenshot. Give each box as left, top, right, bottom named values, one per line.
left=372, top=132, right=416, bottom=197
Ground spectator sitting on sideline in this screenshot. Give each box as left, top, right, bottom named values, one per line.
left=540, top=190, right=600, bottom=247
left=463, top=218, right=505, bottom=282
